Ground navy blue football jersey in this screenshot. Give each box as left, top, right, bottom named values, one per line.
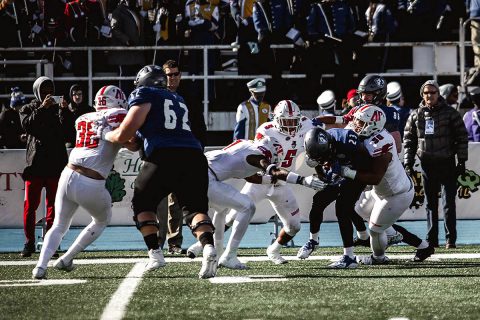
left=128, top=87, right=202, bottom=157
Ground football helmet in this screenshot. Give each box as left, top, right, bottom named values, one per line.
left=134, top=64, right=167, bottom=89
left=357, top=75, right=387, bottom=104
left=352, top=104, right=386, bottom=137
left=254, top=136, right=284, bottom=164
left=94, top=85, right=127, bottom=111
left=303, top=127, right=335, bottom=163
left=272, top=100, right=302, bottom=136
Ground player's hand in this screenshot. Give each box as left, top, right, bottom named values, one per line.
left=305, top=155, right=320, bottom=168
left=302, top=175, right=327, bottom=191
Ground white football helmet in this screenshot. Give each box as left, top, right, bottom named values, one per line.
left=352, top=104, right=386, bottom=137
left=272, top=100, right=302, bottom=136
left=254, top=136, right=284, bottom=164
left=94, top=85, right=127, bottom=111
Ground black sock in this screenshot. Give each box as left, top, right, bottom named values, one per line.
left=199, top=232, right=214, bottom=246
left=144, top=234, right=160, bottom=250
left=392, top=224, right=421, bottom=247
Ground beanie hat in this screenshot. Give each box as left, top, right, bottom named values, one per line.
left=419, top=80, right=440, bottom=98
left=439, top=84, right=455, bottom=100
left=387, top=81, right=402, bottom=101
left=346, top=89, right=357, bottom=101
left=10, top=87, right=27, bottom=108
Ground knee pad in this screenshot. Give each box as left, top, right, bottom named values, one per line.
left=284, top=220, right=301, bottom=237
left=189, top=219, right=215, bottom=233
left=133, top=216, right=159, bottom=231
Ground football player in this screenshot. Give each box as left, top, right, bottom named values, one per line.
left=221, top=100, right=322, bottom=265
left=187, top=136, right=326, bottom=269
left=32, top=85, right=133, bottom=279
left=102, top=65, right=217, bottom=279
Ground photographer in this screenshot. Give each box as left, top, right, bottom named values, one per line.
left=18, top=76, right=68, bottom=257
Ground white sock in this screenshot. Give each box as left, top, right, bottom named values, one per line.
left=36, top=224, right=67, bottom=269
left=417, top=240, right=429, bottom=249
left=203, top=244, right=215, bottom=256
left=373, top=254, right=385, bottom=261
left=223, top=211, right=253, bottom=258
left=370, top=230, right=387, bottom=257
left=310, top=232, right=319, bottom=242
left=61, top=220, right=107, bottom=263
left=357, top=230, right=369, bottom=240
left=343, top=247, right=354, bottom=258
left=270, top=241, right=282, bottom=252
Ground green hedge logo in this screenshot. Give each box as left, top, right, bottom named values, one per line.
left=105, top=169, right=126, bottom=203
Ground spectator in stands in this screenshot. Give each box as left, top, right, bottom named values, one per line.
left=108, top=0, right=146, bottom=95
left=19, top=76, right=68, bottom=257
left=152, top=0, right=184, bottom=65
left=466, top=0, right=480, bottom=69
left=340, top=88, right=359, bottom=116
left=463, top=86, right=480, bottom=142
left=402, top=0, right=447, bottom=41
left=233, top=78, right=271, bottom=140
left=184, top=0, right=219, bottom=100
left=0, top=87, right=27, bottom=149
left=404, top=80, right=468, bottom=249
left=60, top=84, right=95, bottom=148
left=387, top=81, right=410, bottom=139
left=439, top=83, right=459, bottom=109
left=305, top=0, right=356, bottom=103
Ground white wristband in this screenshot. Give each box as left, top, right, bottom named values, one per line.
left=266, top=164, right=277, bottom=175
left=261, top=175, right=273, bottom=184
left=286, top=172, right=301, bottom=184
left=342, top=167, right=357, bottom=180
left=335, top=116, right=345, bottom=124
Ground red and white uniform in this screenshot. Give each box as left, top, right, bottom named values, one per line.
left=35, top=108, right=127, bottom=270
left=355, top=129, right=414, bottom=232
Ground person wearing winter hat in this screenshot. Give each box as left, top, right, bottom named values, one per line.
left=439, top=84, right=459, bottom=109
left=18, top=77, right=69, bottom=257
left=60, top=84, right=95, bottom=147
left=404, top=79, right=468, bottom=249
left=387, top=81, right=410, bottom=139
left=0, top=88, right=27, bottom=148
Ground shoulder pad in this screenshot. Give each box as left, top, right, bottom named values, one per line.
left=105, top=108, right=127, bottom=128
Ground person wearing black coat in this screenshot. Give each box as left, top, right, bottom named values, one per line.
left=18, top=76, right=68, bottom=257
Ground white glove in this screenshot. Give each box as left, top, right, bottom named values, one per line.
left=301, top=175, right=327, bottom=191
left=92, top=120, right=111, bottom=141
left=340, top=166, right=357, bottom=180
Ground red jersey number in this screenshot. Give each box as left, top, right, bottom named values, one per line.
left=75, top=121, right=99, bottom=148
left=281, top=149, right=297, bottom=168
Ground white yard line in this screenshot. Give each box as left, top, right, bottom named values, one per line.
left=1, top=253, right=480, bottom=266
left=100, top=262, right=145, bottom=320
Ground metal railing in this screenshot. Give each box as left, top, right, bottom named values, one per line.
left=459, top=17, right=478, bottom=95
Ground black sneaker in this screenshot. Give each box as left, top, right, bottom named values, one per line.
left=20, top=243, right=36, bottom=257
left=353, top=237, right=370, bottom=247
left=412, top=245, right=435, bottom=262
left=168, top=246, right=186, bottom=255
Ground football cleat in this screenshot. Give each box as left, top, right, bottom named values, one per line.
left=199, top=244, right=217, bottom=279
left=145, top=248, right=166, bottom=271
left=266, top=244, right=288, bottom=265
left=412, top=244, right=435, bottom=262
left=218, top=254, right=248, bottom=270
left=32, top=266, right=47, bottom=280
left=297, top=239, right=319, bottom=259
left=360, top=254, right=390, bottom=265
left=53, top=258, right=76, bottom=272
left=386, top=231, right=403, bottom=247
left=187, top=241, right=203, bottom=259
left=328, top=255, right=358, bottom=268
left=353, top=237, right=370, bottom=247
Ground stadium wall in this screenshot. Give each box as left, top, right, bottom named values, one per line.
left=1, top=143, right=480, bottom=228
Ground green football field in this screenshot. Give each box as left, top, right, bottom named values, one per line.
left=1, top=246, right=480, bottom=320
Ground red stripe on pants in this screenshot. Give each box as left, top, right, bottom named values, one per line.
left=23, top=176, right=59, bottom=245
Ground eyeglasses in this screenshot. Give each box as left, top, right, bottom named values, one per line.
left=423, top=91, right=438, bottom=95
left=73, top=92, right=83, bottom=96
left=166, top=72, right=180, bottom=77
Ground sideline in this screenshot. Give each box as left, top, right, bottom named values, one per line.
left=2, top=253, right=480, bottom=266
left=100, top=262, right=145, bottom=320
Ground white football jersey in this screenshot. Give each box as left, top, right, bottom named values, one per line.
left=206, top=140, right=266, bottom=181
left=255, top=117, right=316, bottom=170
left=363, top=129, right=411, bottom=198
left=69, top=108, right=127, bottom=178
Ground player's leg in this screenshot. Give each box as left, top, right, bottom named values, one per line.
left=391, top=223, right=435, bottom=262
left=55, top=176, right=112, bottom=270
left=266, top=185, right=301, bottom=265
left=33, top=169, right=77, bottom=279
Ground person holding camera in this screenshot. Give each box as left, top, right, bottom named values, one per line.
left=18, top=76, right=68, bottom=257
